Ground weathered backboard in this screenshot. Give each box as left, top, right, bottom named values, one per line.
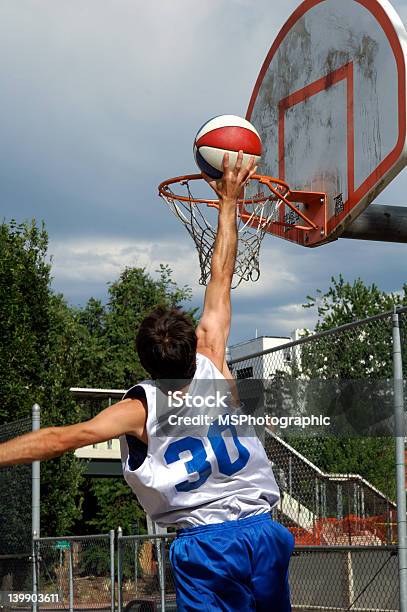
left=247, top=0, right=407, bottom=245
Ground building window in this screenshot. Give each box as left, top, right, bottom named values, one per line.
left=236, top=366, right=253, bottom=379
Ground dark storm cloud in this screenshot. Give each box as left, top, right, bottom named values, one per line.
left=1, top=0, right=406, bottom=344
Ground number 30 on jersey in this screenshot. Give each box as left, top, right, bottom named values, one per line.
left=164, top=422, right=250, bottom=492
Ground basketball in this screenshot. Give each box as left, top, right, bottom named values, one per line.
left=193, top=114, right=262, bottom=179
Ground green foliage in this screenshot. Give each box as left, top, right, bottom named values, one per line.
left=85, top=479, right=146, bottom=535
left=0, top=220, right=84, bottom=536
left=302, top=275, right=407, bottom=379
left=289, top=275, right=404, bottom=500
left=0, top=220, right=50, bottom=420
left=71, top=264, right=195, bottom=533
left=74, top=264, right=195, bottom=390
left=0, top=220, right=195, bottom=537
left=0, top=463, right=31, bottom=553
left=287, top=436, right=396, bottom=500
left=304, top=274, right=407, bottom=326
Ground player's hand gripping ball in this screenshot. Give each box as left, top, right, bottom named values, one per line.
left=193, top=114, right=262, bottom=179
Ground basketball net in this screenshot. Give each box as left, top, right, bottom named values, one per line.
left=158, top=174, right=292, bottom=289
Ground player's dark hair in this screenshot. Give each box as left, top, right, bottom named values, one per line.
left=136, top=306, right=197, bottom=380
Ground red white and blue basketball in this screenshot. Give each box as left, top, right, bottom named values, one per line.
left=193, top=115, right=262, bottom=179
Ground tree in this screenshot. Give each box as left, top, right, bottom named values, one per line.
left=290, top=275, right=406, bottom=499
left=39, top=293, right=86, bottom=533
left=1, top=220, right=196, bottom=537
left=0, top=220, right=50, bottom=420
left=302, top=275, right=407, bottom=379
left=305, top=275, right=407, bottom=326
left=84, top=478, right=146, bottom=534
left=71, top=264, right=195, bottom=534
left=0, top=220, right=84, bottom=537
left=74, top=264, right=194, bottom=390
left=103, top=264, right=193, bottom=388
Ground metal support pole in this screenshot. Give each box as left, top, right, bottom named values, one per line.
left=156, top=538, right=166, bottom=612
left=109, top=530, right=115, bottom=612
left=322, top=482, right=327, bottom=519
left=32, top=404, right=40, bottom=612
left=344, top=551, right=355, bottom=609
left=117, top=527, right=123, bottom=612
left=134, top=538, right=138, bottom=593
left=392, top=309, right=407, bottom=612
left=132, top=523, right=139, bottom=595
left=337, top=484, right=343, bottom=520
left=68, top=545, right=74, bottom=612
left=59, top=549, right=63, bottom=599
left=341, top=204, right=407, bottom=243
left=161, top=539, right=166, bottom=612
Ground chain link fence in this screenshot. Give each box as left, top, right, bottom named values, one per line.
left=118, top=533, right=177, bottom=611
left=1, top=308, right=405, bottom=610
left=0, top=418, right=32, bottom=594
left=33, top=533, right=115, bottom=610
left=291, top=546, right=398, bottom=611
left=229, top=309, right=404, bottom=546
left=228, top=306, right=406, bottom=611
left=266, top=432, right=397, bottom=547
left=116, top=538, right=399, bottom=611
left=63, top=307, right=405, bottom=610
left=230, top=309, right=400, bottom=379
left=110, top=308, right=405, bottom=610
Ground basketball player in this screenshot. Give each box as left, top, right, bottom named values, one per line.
left=0, top=151, right=294, bottom=611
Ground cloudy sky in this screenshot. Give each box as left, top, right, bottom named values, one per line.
left=1, top=0, right=407, bottom=345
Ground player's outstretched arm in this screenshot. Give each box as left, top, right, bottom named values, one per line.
left=0, top=398, right=147, bottom=467
left=196, top=151, right=257, bottom=373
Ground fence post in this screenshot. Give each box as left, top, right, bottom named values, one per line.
left=131, top=522, right=139, bottom=595
left=117, top=527, right=123, bottom=612
left=32, top=404, right=40, bottom=612
left=68, top=545, right=74, bottom=612
left=392, top=309, right=407, bottom=612
left=344, top=551, right=355, bottom=609
left=110, top=530, right=115, bottom=612
left=156, top=537, right=166, bottom=612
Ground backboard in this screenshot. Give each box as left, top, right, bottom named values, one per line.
left=247, top=0, right=407, bottom=246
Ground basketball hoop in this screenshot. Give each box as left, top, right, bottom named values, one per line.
left=158, top=174, right=326, bottom=288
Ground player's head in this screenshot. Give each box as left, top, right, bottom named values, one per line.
left=136, top=306, right=197, bottom=380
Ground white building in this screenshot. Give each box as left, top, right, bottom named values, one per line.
left=228, top=331, right=303, bottom=379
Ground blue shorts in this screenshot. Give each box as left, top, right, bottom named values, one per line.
left=170, top=513, right=294, bottom=611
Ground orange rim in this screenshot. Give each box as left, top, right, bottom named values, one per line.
left=158, top=173, right=319, bottom=231
left=158, top=173, right=290, bottom=207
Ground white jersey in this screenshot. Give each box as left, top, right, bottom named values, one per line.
left=120, top=353, right=280, bottom=528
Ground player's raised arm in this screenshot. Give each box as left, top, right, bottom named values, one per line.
left=0, top=398, right=147, bottom=467
left=196, top=151, right=257, bottom=372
